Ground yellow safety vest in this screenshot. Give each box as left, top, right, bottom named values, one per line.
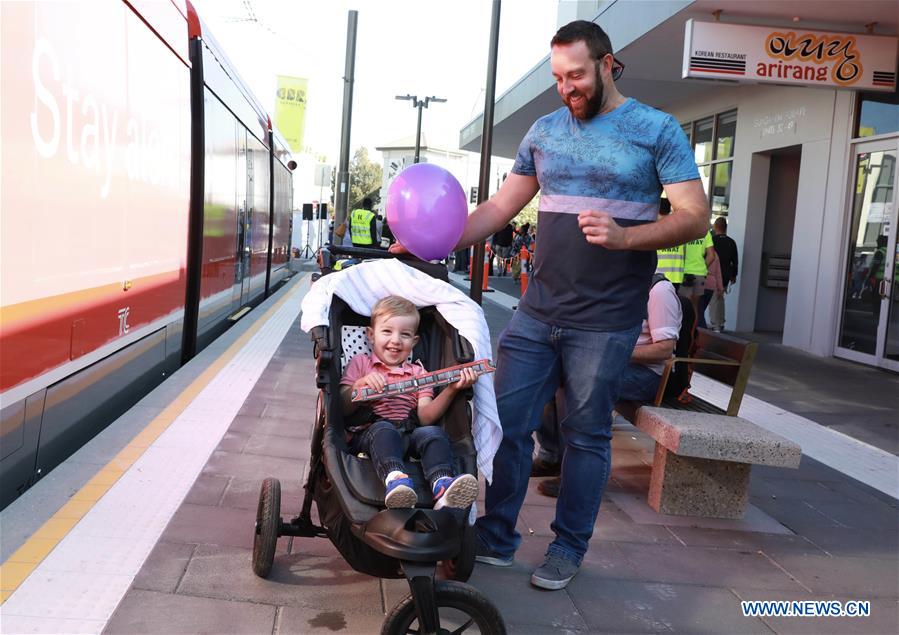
left=656, top=244, right=685, bottom=284
left=350, top=208, right=375, bottom=245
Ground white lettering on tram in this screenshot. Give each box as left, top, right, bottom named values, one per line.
left=30, top=36, right=177, bottom=199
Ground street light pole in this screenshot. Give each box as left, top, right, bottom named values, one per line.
left=395, top=94, right=446, bottom=163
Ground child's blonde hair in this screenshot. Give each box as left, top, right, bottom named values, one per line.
left=370, top=295, right=420, bottom=329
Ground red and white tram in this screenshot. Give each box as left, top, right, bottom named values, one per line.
left=0, top=0, right=294, bottom=508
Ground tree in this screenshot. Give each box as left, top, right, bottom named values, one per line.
left=513, top=192, right=540, bottom=227
left=348, top=147, right=383, bottom=210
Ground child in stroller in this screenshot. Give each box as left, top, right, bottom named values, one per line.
left=340, top=295, right=480, bottom=510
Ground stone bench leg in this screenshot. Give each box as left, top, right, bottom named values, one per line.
left=648, top=443, right=751, bottom=519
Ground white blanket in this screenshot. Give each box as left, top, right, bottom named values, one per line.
left=300, top=259, right=502, bottom=483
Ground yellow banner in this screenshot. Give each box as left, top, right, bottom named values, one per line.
left=274, top=75, right=308, bottom=153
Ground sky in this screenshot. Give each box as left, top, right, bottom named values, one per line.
left=189, top=0, right=560, bottom=164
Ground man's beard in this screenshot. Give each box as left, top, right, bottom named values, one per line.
left=565, top=67, right=605, bottom=120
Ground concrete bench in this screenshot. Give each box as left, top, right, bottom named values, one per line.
left=634, top=406, right=802, bottom=519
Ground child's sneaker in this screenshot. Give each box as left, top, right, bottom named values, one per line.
left=432, top=474, right=479, bottom=510
left=385, top=474, right=417, bottom=508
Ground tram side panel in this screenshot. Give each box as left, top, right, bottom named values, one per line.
left=0, top=1, right=191, bottom=507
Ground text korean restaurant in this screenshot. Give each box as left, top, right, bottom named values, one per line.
left=461, top=0, right=898, bottom=371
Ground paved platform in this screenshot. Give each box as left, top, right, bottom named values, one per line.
left=2, top=261, right=897, bottom=634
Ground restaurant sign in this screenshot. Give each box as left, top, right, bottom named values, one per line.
left=683, top=20, right=897, bottom=91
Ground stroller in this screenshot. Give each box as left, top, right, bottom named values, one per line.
left=252, top=246, right=506, bottom=635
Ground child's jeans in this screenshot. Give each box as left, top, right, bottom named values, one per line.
left=349, top=420, right=455, bottom=484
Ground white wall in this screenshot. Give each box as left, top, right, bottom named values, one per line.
left=379, top=149, right=514, bottom=215
left=668, top=84, right=855, bottom=356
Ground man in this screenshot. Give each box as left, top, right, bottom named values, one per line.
left=392, top=20, right=708, bottom=590
left=655, top=198, right=685, bottom=288
left=710, top=217, right=738, bottom=331
left=535, top=272, right=683, bottom=496
left=679, top=228, right=715, bottom=330
left=493, top=222, right=515, bottom=276
left=349, top=197, right=377, bottom=247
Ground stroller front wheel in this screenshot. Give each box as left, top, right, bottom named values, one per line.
left=382, top=580, right=506, bottom=635
left=252, top=477, right=281, bottom=578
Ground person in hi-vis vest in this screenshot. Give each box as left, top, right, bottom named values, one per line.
left=655, top=198, right=684, bottom=287
left=350, top=197, right=377, bottom=247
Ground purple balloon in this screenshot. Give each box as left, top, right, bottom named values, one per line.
left=386, top=163, right=467, bottom=261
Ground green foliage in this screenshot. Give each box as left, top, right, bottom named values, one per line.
left=349, top=147, right=383, bottom=209
left=512, top=192, right=540, bottom=227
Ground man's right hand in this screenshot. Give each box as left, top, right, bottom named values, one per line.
left=388, top=242, right=408, bottom=255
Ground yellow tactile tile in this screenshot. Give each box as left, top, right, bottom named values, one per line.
left=85, top=469, right=123, bottom=488
left=107, top=455, right=137, bottom=472
left=1, top=588, right=14, bottom=603
left=71, top=483, right=111, bottom=503
left=33, top=517, right=79, bottom=541
left=115, top=446, right=144, bottom=462
left=55, top=498, right=95, bottom=519
left=0, top=562, right=34, bottom=590
left=129, top=428, right=163, bottom=448
left=7, top=538, right=57, bottom=565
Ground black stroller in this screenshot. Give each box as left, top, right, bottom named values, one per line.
left=252, top=246, right=506, bottom=635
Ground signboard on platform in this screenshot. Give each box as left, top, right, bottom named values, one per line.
left=683, top=20, right=897, bottom=91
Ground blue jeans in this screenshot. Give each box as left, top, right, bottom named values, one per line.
left=475, top=310, right=640, bottom=565
left=618, top=363, right=662, bottom=403
left=349, top=421, right=454, bottom=484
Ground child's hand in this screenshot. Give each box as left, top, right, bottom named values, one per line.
left=454, top=367, right=478, bottom=390
left=355, top=372, right=386, bottom=395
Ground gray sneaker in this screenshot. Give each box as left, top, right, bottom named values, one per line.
left=531, top=553, right=579, bottom=590
left=474, top=533, right=514, bottom=567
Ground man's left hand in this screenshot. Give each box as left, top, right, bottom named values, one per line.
left=578, top=211, right=628, bottom=249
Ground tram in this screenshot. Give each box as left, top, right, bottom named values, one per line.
left=0, top=0, right=294, bottom=508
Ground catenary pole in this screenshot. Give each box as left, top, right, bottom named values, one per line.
left=334, top=11, right=358, bottom=231
left=470, top=0, right=501, bottom=304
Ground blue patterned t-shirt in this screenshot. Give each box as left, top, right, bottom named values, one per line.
left=513, top=98, right=699, bottom=330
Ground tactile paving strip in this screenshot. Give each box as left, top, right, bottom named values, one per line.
left=0, top=278, right=307, bottom=632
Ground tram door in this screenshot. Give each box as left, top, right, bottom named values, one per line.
left=836, top=140, right=899, bottom=371
left=234, top=128, right=252, bottom=308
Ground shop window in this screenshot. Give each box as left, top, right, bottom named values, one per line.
left=683, top=110, right=737, bottom=218
left=694, top=117, right=714, bottom=164
left=855, top=86, right=899, bottom=138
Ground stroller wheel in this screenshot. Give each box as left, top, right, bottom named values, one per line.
left=252, top=477, right=281, bottom=578
left=382, top=580, right=506, bottom=635
left=441, top=520, right=476, bottom=582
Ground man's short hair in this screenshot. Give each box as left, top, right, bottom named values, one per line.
left=551, top=20, right=614, bottom=61
left=371, top=295, right=419, bottom=330
left=714, top=217, right=727, bottom=231
left=363, top=197, right=373, bottom=209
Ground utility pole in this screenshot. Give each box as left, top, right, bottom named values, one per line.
left=335, top=11, right=358, bottom=231
left=470, top=0, right=501, bottom=304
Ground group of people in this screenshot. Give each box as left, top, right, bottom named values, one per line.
left=354, top=18, right=724, bottom=592
left=657, top=203, right=739, bottom=332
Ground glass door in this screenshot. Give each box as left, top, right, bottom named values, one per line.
left=836, top=139, right=899, bottom=370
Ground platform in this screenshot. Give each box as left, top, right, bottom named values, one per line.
left=1, top=264, right=897, bottom=634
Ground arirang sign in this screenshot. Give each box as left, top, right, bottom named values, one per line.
left=683, top=20, right=897, bottom=91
